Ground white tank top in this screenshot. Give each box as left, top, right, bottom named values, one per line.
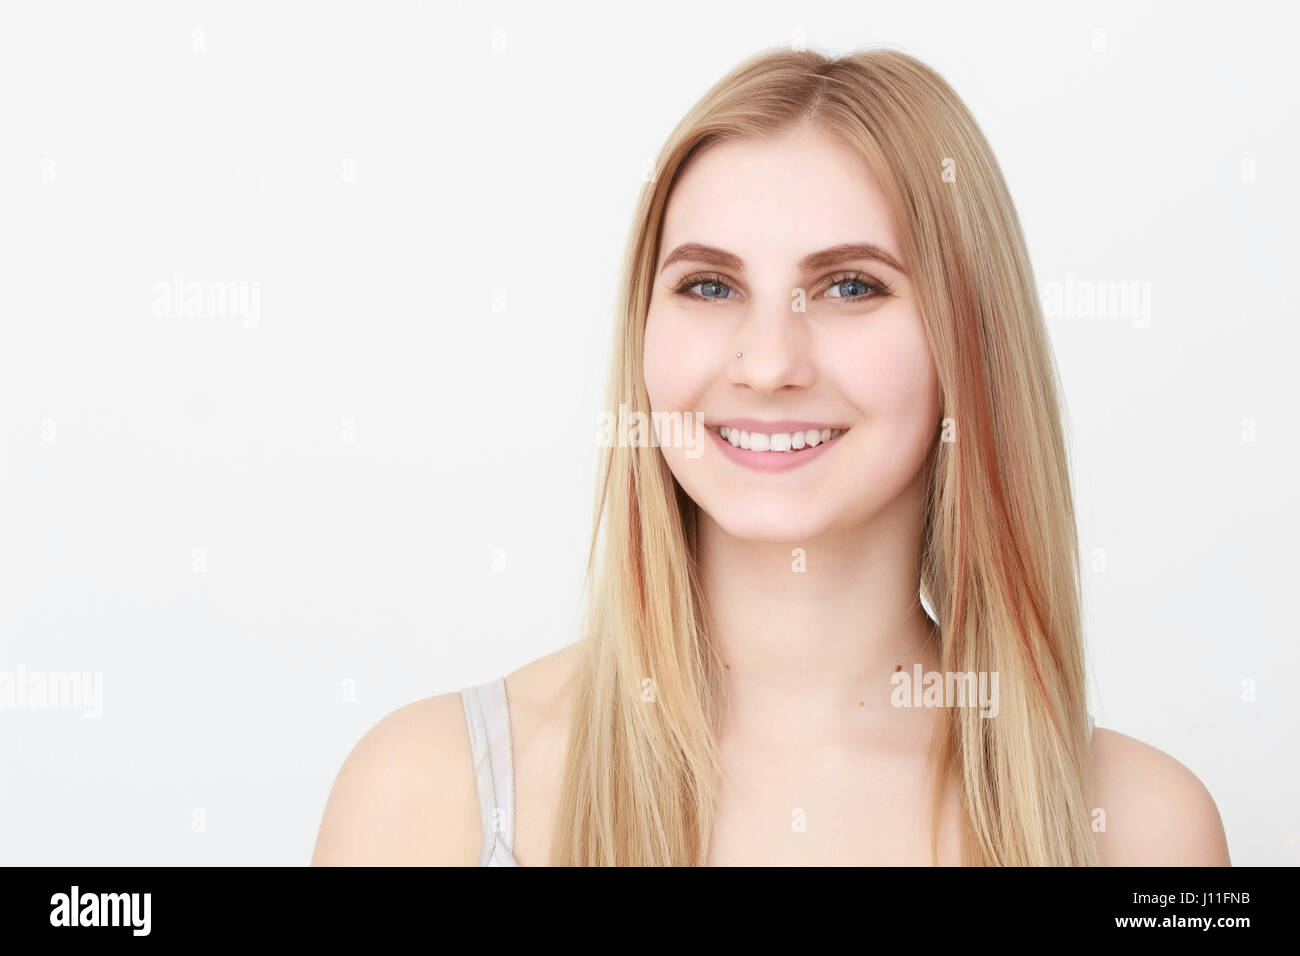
left=461, top=675, right=1098, bottom=867
left=460, top=677, right=520, bottom=866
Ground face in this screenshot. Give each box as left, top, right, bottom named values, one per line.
left=642, top=124, right=943, bottom=543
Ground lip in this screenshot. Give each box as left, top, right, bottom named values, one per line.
left=706, top=423, right=849, bottom=473
left=712, top=418, right=849, bottom=434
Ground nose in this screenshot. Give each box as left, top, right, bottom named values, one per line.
left=730, top=296, right=815, bottom=392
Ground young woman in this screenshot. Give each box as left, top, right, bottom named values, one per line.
left=312, top=46, right=1231, bottom=866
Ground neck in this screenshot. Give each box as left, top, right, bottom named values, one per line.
left=697, top=473, right=940, bottom=747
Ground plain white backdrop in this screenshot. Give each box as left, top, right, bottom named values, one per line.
left=1, top=0, right=1296, bottom=865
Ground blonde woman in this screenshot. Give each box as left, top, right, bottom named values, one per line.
left=312, top=46, right=1230, bottom=866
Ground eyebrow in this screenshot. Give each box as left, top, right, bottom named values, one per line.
left=658, top=241, right=908, bottom=276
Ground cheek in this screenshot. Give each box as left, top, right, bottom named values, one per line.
left=642, top=305, right=724, bottom=411
left=642, top=304, right=722, bottom=503
left=829, top=311, right=941, bottom=462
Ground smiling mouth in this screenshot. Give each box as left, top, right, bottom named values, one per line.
left=712, top=425, right=848, bottom=453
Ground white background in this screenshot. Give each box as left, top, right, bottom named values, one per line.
left=1, top=0, right=1296, bottom=865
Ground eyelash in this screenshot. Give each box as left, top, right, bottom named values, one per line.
left=671, top=270, right=892, bottom=304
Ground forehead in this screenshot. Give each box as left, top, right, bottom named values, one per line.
left=658, top=125, right=901, bottom=269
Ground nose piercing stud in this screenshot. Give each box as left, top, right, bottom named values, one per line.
left=737, top=352, right=743, bottom=358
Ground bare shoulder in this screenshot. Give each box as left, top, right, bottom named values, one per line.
left=1090, top=726, right=1231, bottom=866
left=310, top=642, right=586, bottom=867
left=503, top=642, right=586, bottom=864
left=311, top=691, right=480, bottom=866
left=504, top=641, right=585, bottom=726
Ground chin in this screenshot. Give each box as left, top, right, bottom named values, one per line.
left=699, top=499, right=843, bottom=544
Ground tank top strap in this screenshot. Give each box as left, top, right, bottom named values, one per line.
left=460, top=677, right=516, bottom=863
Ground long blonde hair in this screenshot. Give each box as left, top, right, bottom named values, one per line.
left=550, top=45, right=1097, bottom=866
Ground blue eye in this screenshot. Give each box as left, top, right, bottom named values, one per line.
left=824, top=273, right=887, bottom=301
left=671, top=270, right=892, bottom=304
left=827, top=277, right=871, bottom=299
left=675, top=273, right=738, bottom=301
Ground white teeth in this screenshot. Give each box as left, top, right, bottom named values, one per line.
left=717, top=426, right=844, bottom=453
